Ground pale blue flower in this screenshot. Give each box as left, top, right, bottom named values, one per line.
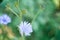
left=0, top=14, right=11, bottom=25
left=18, top=21, right=33, bottom=36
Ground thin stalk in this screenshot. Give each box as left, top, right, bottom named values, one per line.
left=31, top=10, right=40, bottom=24
left=15, top=0, right=22, bottom=21
left=21, top=35, right=25, bottom=40
left=6, top=6, right=19, bottom=18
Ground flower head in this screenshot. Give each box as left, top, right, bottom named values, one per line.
left=0, top=14, right=11, bottom=25
left=18, top=21, right=33, bottom=36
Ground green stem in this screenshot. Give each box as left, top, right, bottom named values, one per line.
left=21, top=36, right=25, bottom=40
left=6, top=6, right=19, bottom=18
left=16, top=7, right=22, bottom=21
left=15, top=0, right=22, bottom=21
left=31, top=10, right=40, bottom=24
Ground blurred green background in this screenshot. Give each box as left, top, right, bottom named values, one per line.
left=0, top=0, right=60, bottom=40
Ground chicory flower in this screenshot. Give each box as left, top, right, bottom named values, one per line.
left=18, top=21, right=33, bottom=36
left=0, top=14, right=11, bottom=25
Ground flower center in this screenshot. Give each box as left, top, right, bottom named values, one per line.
left=3, top=19, right=7, bottom=22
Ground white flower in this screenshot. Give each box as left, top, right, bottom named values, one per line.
left=18, top=21, right=33, bottom=36
left=0, top=14, right=11, bottom=25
